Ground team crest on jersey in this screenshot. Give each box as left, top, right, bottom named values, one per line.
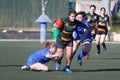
left=73, top=26, right=76, bottom=28
left=105, top=17, right=107, bottom=21
left=99, top=17, right=102, bottom=21
left=94, top=16, right=97, bottom=19
left=88, top=16, right=91, bottom=19
left=64, top=23, right=69, bottom=27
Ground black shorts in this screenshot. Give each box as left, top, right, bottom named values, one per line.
left=96, top=31, right=107, bottom=35
left=56, top=39, right=73, bottom=49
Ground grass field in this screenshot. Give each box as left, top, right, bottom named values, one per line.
left=0, top=41, right=120, bottom=80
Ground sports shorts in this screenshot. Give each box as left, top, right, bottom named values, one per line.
left=56, top=39, right=73, bottom=49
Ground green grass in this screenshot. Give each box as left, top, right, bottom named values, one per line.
left=0, top=41, right=120, bottom=80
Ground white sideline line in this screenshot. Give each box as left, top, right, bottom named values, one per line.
left=0, top=39, right=118, bottom=42
left=0, top=39, right=120, bottom=44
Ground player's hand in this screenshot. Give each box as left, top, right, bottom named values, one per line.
left=76, top=40, right=81, bottom=43
left=51, top=57, right=58, bottom=62
left=99, top=22, right=102, bottom=25
left=53, top=23, right=58, bottom=27
left=55, top=53, right=59, bottom=57
left=108, top=26, right=111, bottom=31
left=87, top=18, right=91, bottom=22
left=91, top=30, right=95, bottom=34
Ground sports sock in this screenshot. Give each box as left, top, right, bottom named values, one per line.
left=71, top=51, right=76, bottom=59
left=93, top=34, right=96, bottom=40
left=102, top=43, right=107, bottom=50
left=96, top=44, right=100, bottom=53
left=57, top=59, right=61, bottom=64
left=63, top=65, right=70, bottom=69
left=78, top=51, right=88, bottom=58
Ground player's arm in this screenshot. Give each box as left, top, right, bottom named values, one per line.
left=81, top=21, right=91, bottom=41
left=107, top=16, right=111, bottom=31
left=95, top=14, right=99, bottom=28
left=46, top=53, right=59, bottom=62
left=46, top=53, right=59, bottom=59
left=76, top=22, right=89, bottom=43
left=77, top=21, right=91, bottom=32
left=76, top=29, right=88, bottom=43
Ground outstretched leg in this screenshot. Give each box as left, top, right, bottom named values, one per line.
left=78, top=42, right=91, bottom=65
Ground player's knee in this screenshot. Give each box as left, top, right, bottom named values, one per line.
left=100, top=42, right=104, bottom=45
left=82, top=43, right=91, bottom=52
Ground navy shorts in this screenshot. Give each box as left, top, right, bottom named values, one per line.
left=96, top=31, right=107, bottom=35
left=56, top=39, right=73, bottom=49
left=26, top=57, right=36, bottom=67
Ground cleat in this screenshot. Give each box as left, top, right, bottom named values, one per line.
left=96, top=50, right=100, bottom=55
left=96, top=52, right=100, bottom=55
left=84, top=54, right=89, bottom=59
left=63, top=66, right=72, bottom=73
left=103, top=44, right=107, bottom=52
left=78, top=58, right=82, bottom=66
left=78, top=56, right=82, bottom=66
left=103, top=47, right=107, bottom=52
left=70, top=53, right=75, bottom=59
left=21, top=65, right=30, bottom=70
left=55, top=63, right=60, bottom=71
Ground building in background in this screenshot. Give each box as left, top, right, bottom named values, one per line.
left=75, top=0, right=119, bottom=16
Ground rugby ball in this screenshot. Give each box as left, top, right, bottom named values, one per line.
left=55, top=19, right=64, bottom=29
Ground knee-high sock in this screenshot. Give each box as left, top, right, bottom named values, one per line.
left=96, top=44, right=100, bottom=53
left=102, top=43, right=107, bottom=50
left=78, top=51, right=88, bottom=59
left=71, top=50, right=77, bottom=59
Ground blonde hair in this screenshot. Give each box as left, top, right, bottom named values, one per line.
left=49, top=43, right=56, bottom=48
left=45, top=42, right=56, bottom=49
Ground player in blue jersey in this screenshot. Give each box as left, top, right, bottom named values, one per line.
left=21, top=43, right=59, bottom=72
left=72, top=11, right=92, bottom=66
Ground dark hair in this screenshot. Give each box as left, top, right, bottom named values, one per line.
left=100, top=7, right=106, bottom=11
left=77, top=11, right=86, bottom=18
left=68, top=9, right=77, bottom=16
left=90, top=4, right=96, bottom=9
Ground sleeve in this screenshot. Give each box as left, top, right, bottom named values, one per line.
left=107, top=15, right=110, bottom=26
left=61, top=17, right=67, bottom=23
left=107, top=15, right=109, bottom=22
left=76, top=20, right=87, bottom=28
left=84, top=20, right=91, bottom=29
